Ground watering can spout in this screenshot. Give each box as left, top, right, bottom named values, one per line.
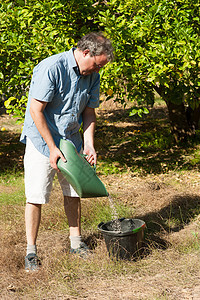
left=57, top=139, right=108, bottom=198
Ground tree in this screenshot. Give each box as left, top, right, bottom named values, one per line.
left=99, top=0, right=200, bottom=142
left=0, top=0, right=100, bottom=121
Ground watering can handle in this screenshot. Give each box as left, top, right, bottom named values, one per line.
left=81, top=154, right=96, bottom=172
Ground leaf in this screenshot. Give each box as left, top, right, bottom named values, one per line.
left=130, top=109, right=137, bottom=116
left=4, top=97, right=16, bottom=108
left=143, top=107, right=149, bottom=114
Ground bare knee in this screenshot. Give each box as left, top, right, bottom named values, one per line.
left=26, top=203, right=42, bottom=213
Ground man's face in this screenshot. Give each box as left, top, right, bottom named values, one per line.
left=79, top=50, right=108, bottom=76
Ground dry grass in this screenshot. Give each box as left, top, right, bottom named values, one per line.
left=1, top=171, right=200, bottom=299
left=1, top=103, right=200, bottom=299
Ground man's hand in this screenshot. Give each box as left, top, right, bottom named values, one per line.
left=49, top=146, right=66, bottom=170
left=30, top=98, right=66, bottom=171
left=83, top=143, right=97, bottom=166
left=82, top=107, right=97, bottom=166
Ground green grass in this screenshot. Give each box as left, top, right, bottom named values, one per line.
left=1, top=106, right=200, bottom=298
left=0, top=189, right=25, bottom=205
left=0, top=175, right=25, bottom=205
left=0, top=171, right=24, bottom=185
left=81, top=197, right=135, bottom=231
left=96, top=123, right=200, bottom=176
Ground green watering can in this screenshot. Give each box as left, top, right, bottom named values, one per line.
left=57, top=139, right=108, bottom=198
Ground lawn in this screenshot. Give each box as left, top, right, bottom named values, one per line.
left=0, top=101, right=200, bottom=299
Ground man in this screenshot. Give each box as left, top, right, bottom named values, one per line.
left=20, top=32, right=114, bottom=271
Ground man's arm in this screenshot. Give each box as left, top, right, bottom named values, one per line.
left=82, top=106, right=97, bottom=165
left=30, top=98, right=66, bottom=170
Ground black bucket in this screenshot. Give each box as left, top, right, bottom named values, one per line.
left=98, top=218, right=146, bottom=260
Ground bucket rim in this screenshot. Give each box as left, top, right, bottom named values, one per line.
left=98, top=218, right=146, bottom=237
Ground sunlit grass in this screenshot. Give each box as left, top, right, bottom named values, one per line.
left=0, top=174, right=25, bottom=206
left=1, top=106, right=200, bottom=298
left=0, top=189, right=25, bottom=205
left=81, top=196, right=135, bottom=231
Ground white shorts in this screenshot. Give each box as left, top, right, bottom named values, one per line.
left=24, top=138, right=79, bottom=204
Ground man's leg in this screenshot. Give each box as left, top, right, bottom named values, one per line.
left=24, top=203, right=42, bottom=271
left=24, top=138, right=55, bottom=270
left=25, top=203, right=42, bottom=247
left=64, top=196, right=89, bottom=255
left=64, top=196, right=81, bottom=237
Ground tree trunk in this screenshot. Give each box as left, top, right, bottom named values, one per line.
left=186, top=105, right=200, bottom=130
left=165, top=100, right=195, bottom=143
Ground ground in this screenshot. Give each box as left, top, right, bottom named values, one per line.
left=0, top=101, right=200, bottom=299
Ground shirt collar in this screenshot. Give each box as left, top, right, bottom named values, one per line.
left=68, top=48, right=80, bottom=75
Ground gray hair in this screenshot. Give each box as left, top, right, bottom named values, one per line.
left=77, top=32, right=114, bottom=61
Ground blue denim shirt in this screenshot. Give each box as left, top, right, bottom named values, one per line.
left=20, top=48, right=100, bottom=157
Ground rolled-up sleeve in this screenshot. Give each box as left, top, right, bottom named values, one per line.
left=31, top=65, right=55, bottom=103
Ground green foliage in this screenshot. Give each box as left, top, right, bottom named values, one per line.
left=129, top=107, right=149, bottom=117
left=4, top=96, right=27, bottom=123
left=99, top=0, right=200, bottom=115
left=0, top=0, right=99, bottom=116
left=1, top=0, right=200, bottom=126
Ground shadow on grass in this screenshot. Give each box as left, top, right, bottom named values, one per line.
left=134, top=193, right=200, bottom=256
left=1, top=106, right=200, bottom=261
left=87, top=193, right=200, bottom=259
left=96, top=105, right=200, bottom=175
left=1, top=105, right=200, bottom=175
left=0, top=130, right=25, bottom=174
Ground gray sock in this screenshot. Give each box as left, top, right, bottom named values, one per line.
left=26, top=244, right=37, bottom=256
left=69, top=236, right=82, bottom=249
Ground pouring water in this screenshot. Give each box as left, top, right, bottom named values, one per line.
left=108, top=195, right=121, bottom=233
